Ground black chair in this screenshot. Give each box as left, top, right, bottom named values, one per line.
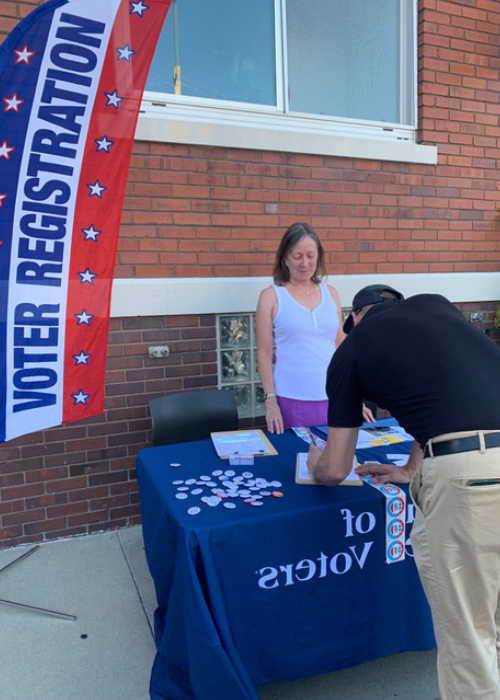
left=148, top=389, right=239, bottom=447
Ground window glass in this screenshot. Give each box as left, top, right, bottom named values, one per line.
left=286, top=0, right=404, bottom=124
left=145, top=0, right=415, bottom=130
left=146, top=0, right=277, bottom=106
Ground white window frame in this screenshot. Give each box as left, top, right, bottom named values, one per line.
left=137, top=0, right=437, bottom=165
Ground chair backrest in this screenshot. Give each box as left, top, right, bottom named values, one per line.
left=148, top=389, right=239, bottom=446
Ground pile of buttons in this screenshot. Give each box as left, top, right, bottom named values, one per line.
left=170, top=465, right=284, bottom=515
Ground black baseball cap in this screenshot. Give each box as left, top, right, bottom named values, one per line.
left=343, top=284, right=404, bottom=333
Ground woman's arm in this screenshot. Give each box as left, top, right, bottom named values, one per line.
left=256, top=287, right=284, bottom=434
left=327, top=285, right=375, bottom=422
left=327, top=285, right=346, bottom=349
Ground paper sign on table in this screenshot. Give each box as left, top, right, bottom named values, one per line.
left=356, top=425, right=413, bottom=449
left=211, top=429, right=277, bottom=458
left=386, top=453, right=410, bottom=467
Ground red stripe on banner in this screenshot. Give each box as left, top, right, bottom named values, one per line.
left=63, top=0, right=172, bottom=422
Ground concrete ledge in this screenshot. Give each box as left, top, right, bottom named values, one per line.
left=136, top=107, right=437, bottom=165
left=110, top=272, right=500, bottom=318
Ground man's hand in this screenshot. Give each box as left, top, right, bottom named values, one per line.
left=356, top=441, right=423, bottom=484
left=355, top=461, right=414, bottom=485
left=306, top=427, right=358, bottom=486
left=306, top=445, right=323, bottom=478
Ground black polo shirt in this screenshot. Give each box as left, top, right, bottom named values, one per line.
left=326, top=294, right=500, bottom=446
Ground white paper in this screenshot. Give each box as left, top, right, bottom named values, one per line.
left=356, top=425, right=413, bottom=449
left=211, top=430, right=271, bottom=457
left=297, top=453, right=361, bottom=484
left=386, top=453, right=410, bottom=467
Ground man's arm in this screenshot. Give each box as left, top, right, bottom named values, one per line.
left=306, top=427, right=359, bottom=486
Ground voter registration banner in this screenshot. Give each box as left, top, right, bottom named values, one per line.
left=0, top=0, right=172, bottom=443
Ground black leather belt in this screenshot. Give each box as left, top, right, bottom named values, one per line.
left=424, top=432, right=500, bottom=458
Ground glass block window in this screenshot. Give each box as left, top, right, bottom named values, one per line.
left=217, top=314, right=265, bottom=419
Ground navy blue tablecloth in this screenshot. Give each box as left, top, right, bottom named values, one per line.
left=137, top=420, right=435, bottom=700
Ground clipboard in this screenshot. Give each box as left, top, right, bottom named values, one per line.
left=210, top=429, right=277, bottom=458
left=295, top=453, right=362, bottom=486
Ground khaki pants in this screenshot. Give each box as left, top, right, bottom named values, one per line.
left=411, top=431, right=500, bottom=700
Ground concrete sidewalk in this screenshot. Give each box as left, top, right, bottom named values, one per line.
left=0, top=527, right=439, bottom=700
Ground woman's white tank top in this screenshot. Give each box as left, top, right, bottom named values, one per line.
left=272, top=282, right=339, bottom=401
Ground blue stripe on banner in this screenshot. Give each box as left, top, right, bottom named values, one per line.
left=0, top=0, right=68, bottom=442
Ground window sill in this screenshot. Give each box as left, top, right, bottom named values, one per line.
left=136, top=100, right=437, bottom=165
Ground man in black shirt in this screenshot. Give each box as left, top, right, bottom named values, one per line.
left=307, top=284, right=500, bottom=700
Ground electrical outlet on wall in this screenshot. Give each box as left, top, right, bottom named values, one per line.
left=149, top=346, right=170, bottom=358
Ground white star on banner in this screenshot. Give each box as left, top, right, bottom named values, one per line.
left=0, top=141, right=14, bottom=159
left=87, top=180, right=106, bottom=198
left=0, top=193, right=7, bottom=207
left=82, top=224, right=101, bottom=242
left=78, top=268, right=97, bottom=284
left=3, top=93, right=24, bottom=112
left=105, top=89, right=123, bottom=109
left=130, top=1, right=149, bottom=17
left=14, top=45, right=35, bottom=64
left=73, top=351, right=91, bottom=365
left=117, top=44, right=136, bottom=62
left=95, top=135, right=114, bottom=153
left=72, top=390, right=91, bottom=405
left=75, top=310, right=94, bottom=325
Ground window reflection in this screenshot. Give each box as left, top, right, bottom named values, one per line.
left=147, top=0, right=276, bottom=106
left=145, top=0, right=415, bottom=128
left=287, top=0, right=403, bottom=123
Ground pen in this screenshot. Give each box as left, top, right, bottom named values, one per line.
left=306, top=428, right=321, bottom=447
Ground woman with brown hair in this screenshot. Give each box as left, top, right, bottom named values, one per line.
left=256, top=222, right=345, bottom=433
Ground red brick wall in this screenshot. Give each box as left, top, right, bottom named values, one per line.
left=1, top=0, right=500, bottom=546
left=416, top=0, right=500, bottom=271
left=0, top=0, right=35, bottom=36
left=0, top=314, right=226, bottom=545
